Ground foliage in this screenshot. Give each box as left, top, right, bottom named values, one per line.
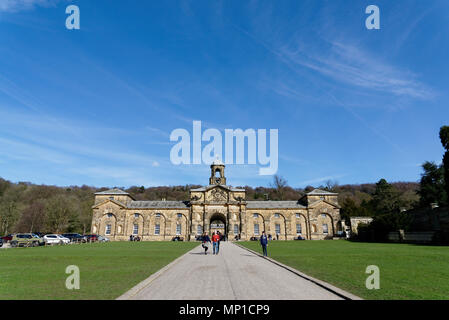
left=417, top=161, right=447, bottom=207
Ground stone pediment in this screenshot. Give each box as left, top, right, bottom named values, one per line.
left=92, top=198, right=127, bottom=209
left=206, top=186, right=229, bottom=202
left=308, top=199, right=340, bottom=209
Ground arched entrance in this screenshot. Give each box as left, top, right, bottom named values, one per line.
left=209, top=213, right=226, bottom=237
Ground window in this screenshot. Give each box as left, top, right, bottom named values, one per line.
left=254, top=223, right=260, bottom=235
left=156, top=213, right=161, bottom=218
left=107, top=213, right=113, bottom=218
left=105, top=224, right=111, bottom=235
left=296, top=224, right=302, bottom=234
left=176, top=224, right=181, bottom=235
left=155, top=224, right=160, bottom=235
left=109, top=196, right=114, bottom=200
left=133, top=224, right=139, bottom=235
left=134, top=213, right=139, bottom=218
left=296, top=213, right=300, bottom=218
left=234, top=224, right=239, bottom=235
left=177, top=213, right=182, bottom=218
left=321, top=213, right=326, bottom=218
left=323, top=224, right=329, bottom=234
left=320, top=196, right=325, bottom=200
left=253, top=213, right=258, bottom=218
left=275, top=224, right=281, bottom=235
left=274, top=213, right=280, bottom=218
left=197, top=224, right=203, bottom=235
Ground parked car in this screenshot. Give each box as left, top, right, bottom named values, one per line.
left=84, top=234, right=99, bottom=242
left=32, top=232, right=45, bottom=238
left=97, top=235, right=110, bottom=242
left=62, top=233, right=87, bottom=243
left=1, top=234, right=14, bottom=243
left=10, top=233, right=44, bottom=248
left=43, top=234, right=70, bottom=245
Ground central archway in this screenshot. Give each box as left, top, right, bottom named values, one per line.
left=209, top=212, right=227, bottom=238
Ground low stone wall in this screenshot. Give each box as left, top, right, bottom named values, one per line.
left=388, top=231, right=435, bottom=243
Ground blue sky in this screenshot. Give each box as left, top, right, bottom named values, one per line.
left=0, top=0, right=448, bottom=188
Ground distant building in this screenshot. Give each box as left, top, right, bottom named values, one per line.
left=350, top=217, right=374, bottom=234
left=91, top=161, right=344, bottom=241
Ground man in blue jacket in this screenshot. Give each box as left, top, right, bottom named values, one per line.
left=260, top=231, right=268, bottom=257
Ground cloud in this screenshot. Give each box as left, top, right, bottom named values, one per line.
left=279, top=40, right=435, bottom=100
left=0, top=0, right=59, bottom=12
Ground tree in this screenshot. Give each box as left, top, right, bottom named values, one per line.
left=45, top=195, right=77, bottom=233
left=417, top=161, right=447, bottom=207
left=270, top=175, right=288, bottom=200
left=15, top=200, right=46, bottom=233
left=370, top=179, right=400, bottom=215
left=0, top=187, right=22, bottom=235
left=440, top=126, right=449, bottom=201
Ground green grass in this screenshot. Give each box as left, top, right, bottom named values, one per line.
left=239, top=240, right=449, bottom=300
left=0, top=241, right=198, bottom=300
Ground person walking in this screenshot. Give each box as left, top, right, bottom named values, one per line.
left=260, top=231, right=268, bottom=257
left=201, top=232, right=211, bottom=255
left=212, top=231, right=220, bottom=255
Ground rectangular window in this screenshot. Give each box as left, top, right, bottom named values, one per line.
left=177, top=213, right=182, bottom=218
left=296, top=213, right=300, bottom=218
left=275, top=224, right=281, bottom=235
left=323, top=224, right=329, bottom=234
left=134, top=213, right=139, bottom=218
left=321, top=213, right=326, bottom=218
left=296, top=224, right=302, bottom=234
left=109, top=196, right=114, bottom=200
left=176, top=224, right=181, bottom=235
left=155, top=224, right=160, bottom=235
left=254, top=223, right=260, bottom=236
left=105, top=224, right=111, bottom=235
left=234, top=224, right=239, bottom=235
left=156, top=213, right=161, bottom=218
left=274, top=213, right=280, bottom=218
left=197, top=224, right=203, bottom=235
left=253, top=213, right=258, bottom=218
left=133, top=224, right=138, bottom=235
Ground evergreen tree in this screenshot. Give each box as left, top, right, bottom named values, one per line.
left=418, top=161, right=447, bottom=207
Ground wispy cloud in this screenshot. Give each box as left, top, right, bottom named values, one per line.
left=279, top=40, right=435, bottom=100
left=0, top=0, right=59, bottom=12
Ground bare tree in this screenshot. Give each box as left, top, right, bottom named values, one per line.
left=270, top=175, right=288, bottom=200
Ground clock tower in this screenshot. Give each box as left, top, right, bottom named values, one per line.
left=209, top=159, right=226, bottom=185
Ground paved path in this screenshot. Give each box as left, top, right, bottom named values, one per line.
left=120, top=242, right=343, bottom=300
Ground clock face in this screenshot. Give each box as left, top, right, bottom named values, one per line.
left=215, top=178, right=221, bottom=184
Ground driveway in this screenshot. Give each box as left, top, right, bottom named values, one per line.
left=118, top=241, right=345, bottom=300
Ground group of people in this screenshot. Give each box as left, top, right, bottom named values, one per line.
left=200, top=231, right=223, bottom=255
left=129, top=235, right=141, bottom=241
left=200, top=230, right=269, bottom=258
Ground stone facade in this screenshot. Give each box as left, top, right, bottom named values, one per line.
left=91, top=161, right=343, bottom=241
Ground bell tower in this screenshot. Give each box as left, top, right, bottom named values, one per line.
left=209, top=159, right=226, bottom=185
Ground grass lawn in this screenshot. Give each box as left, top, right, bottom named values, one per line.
left=239, top=240, right=449, bottom=300
left=0, top=241, right=198, bottom=300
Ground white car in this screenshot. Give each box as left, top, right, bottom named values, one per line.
left=43, top=234, right=70, bottom=245
left=98, top=235, right=110, bottom=242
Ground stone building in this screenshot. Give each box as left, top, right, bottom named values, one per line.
left=91, top=160, right=343, bottom=241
